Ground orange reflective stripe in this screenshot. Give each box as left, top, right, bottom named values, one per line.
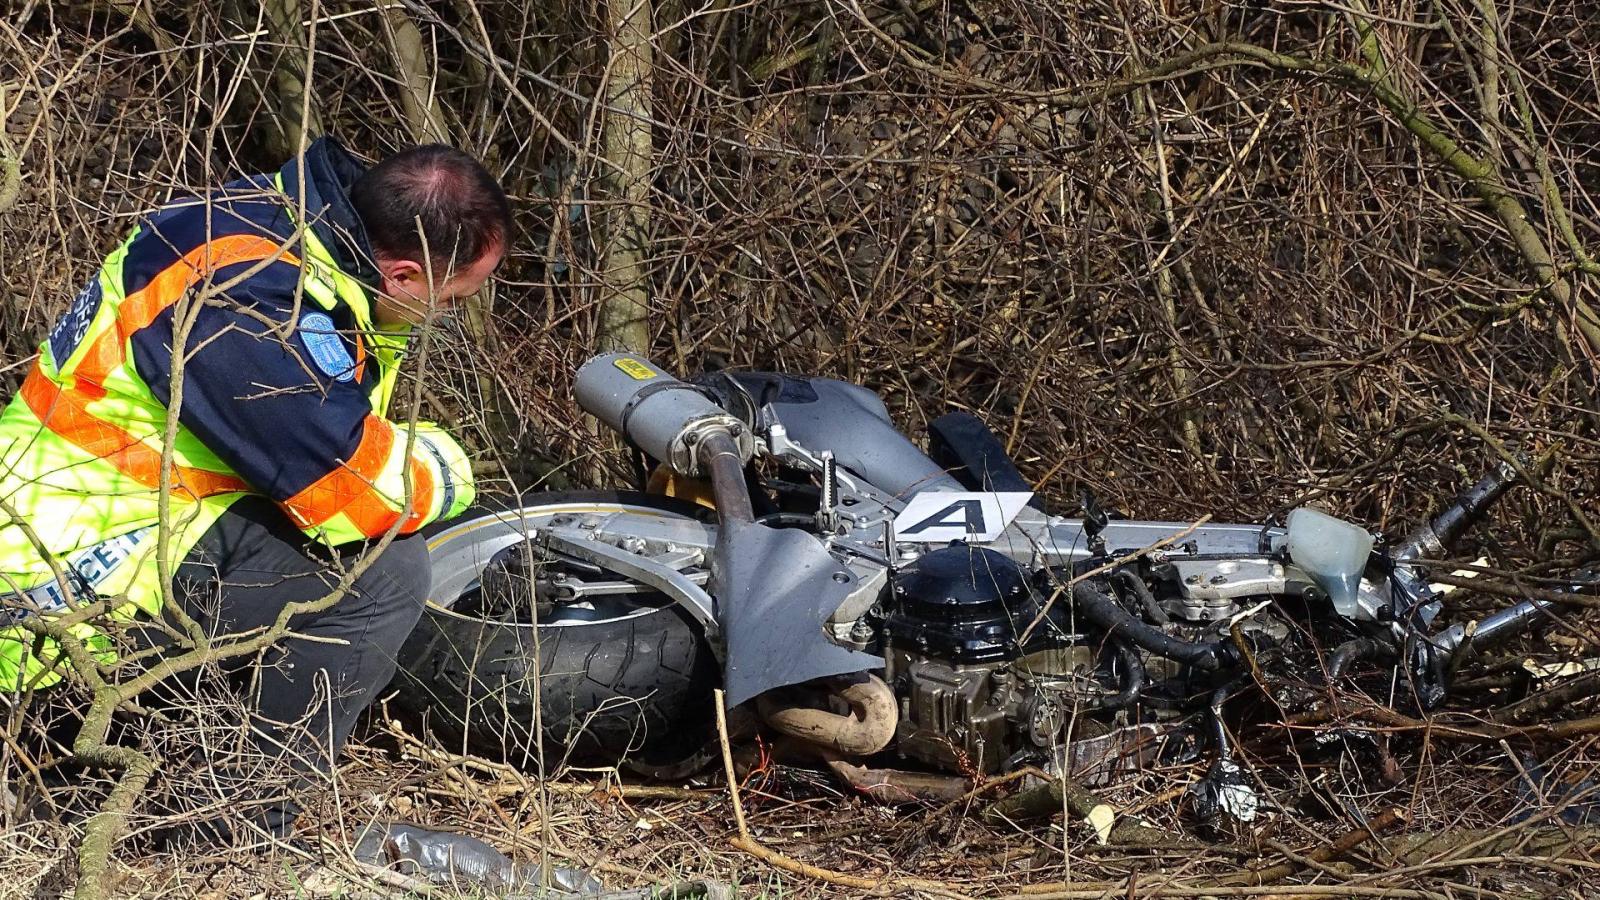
left=76, top=235, right=301, bottom=385
left=406, top=454, right=434, bottom=529
left=282, top=414, right=393, bottom=528
left=330, top=445, right=434, bottom=535
left=352, top=336, right=367, bottom=383
left=19, top=366, right=250, bottom=500
left=119, top=235, right=300, bottom=339
left=281, top=415, right=433, bottom=536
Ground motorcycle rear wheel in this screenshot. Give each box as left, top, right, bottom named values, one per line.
left=387, top=492, right=720, bottom=777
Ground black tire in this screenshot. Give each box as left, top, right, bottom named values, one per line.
left=387, top=492, right=720, bottom=774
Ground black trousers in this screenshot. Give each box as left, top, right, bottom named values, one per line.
left=157, top=496, right=430, bottom=831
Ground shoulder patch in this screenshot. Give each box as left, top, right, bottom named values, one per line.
left=299, top=311, right=356, bottom=382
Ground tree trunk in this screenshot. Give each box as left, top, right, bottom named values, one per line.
left=597, top=0, right=654, bottom=354
left=258, top=0, right=323, bottom=161
left=381, top=4, right=449, bottom=144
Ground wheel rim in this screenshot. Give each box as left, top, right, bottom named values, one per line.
left=425, top=499, right=703, bottom=627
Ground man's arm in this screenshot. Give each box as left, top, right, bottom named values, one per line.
left=129, top=258, right=475, bottom=544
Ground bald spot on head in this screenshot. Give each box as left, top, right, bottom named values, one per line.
left=351, top=144, right=512, bottom=278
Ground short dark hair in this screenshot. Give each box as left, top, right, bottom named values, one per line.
left=351, top=144, right=512, bottom=276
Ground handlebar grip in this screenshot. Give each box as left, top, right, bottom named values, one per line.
left=1393, top=456, right=1525, bottom=560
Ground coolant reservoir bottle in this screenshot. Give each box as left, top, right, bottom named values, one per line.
left=1286, top=507, right=1375, bottom=617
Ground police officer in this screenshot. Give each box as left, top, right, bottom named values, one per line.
left=0, top=137, right=509, bottom=833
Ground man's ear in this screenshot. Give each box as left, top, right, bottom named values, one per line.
left=378, top=257, right=427, bottom=294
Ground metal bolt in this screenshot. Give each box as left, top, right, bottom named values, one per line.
left=1185, top=574, right=1202, bottom=585
left=832, top=572, right=850, bottom=584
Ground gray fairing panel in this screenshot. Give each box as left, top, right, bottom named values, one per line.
left=715, top=521, right=883, bottom=707
left=765, top=378, right=965, bottom=496
left=690, top=371, right=957, bottom=703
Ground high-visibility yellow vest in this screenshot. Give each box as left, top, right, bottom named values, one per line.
left=0, top=141, right=475, bottom=690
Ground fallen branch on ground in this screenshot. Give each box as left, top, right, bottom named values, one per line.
left=1204, top=807, right=1406, bottom=887
left=982, top=772, right=1194, bottom=847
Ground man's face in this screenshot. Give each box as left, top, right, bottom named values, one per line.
left=372, top=246, right=505, bottom=326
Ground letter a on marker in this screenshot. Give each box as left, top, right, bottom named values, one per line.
left=901, top=499, right=985, bottom=535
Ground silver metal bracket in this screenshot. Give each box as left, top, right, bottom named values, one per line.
left=540, top=525, right=722, bottom=644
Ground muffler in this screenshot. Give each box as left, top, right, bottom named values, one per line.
left=575, top=352, right=754, bottom=477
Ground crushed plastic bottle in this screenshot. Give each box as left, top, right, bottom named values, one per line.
left=353, top=821, right=603, bottom=896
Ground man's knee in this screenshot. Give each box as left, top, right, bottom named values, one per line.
left=355, top=535, right=432, bottom=623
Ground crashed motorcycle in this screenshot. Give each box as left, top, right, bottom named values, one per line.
left=390, top=353, right=1558, bottom=790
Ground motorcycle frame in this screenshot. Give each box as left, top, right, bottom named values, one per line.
left=477, top=369, right=1551, bottom=687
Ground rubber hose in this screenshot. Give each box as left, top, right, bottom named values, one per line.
left=1114, top=568, right=1169, bottom=626
left=1208, top=677, right=1247, bottom=759
left=1096, top=639, right=1146, bottom=710
left=1073, top=580, right=1227, bottom=671
left=1328, top=637, right=1386, bottom=682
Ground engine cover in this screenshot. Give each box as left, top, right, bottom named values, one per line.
left=884, top=545, right=1038, bottom=664
left=886, top=649, right=1013, bottom=772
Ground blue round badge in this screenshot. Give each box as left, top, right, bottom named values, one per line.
left=299, top=312, right=356, bottom=382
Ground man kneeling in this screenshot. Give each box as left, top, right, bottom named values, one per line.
left=0, top=137, right=508, bottom=836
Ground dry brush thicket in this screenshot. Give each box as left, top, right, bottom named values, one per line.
left=3, top=0, right=1600, bottom=897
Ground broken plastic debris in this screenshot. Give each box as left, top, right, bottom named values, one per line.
left=1191, top=759, right=1259, bottom=823
left=1521, top=657, right=1600, bottom=680
left=1512, top=754, right=1600, bottom=826
left=353, top=822, right=603, bottom=894
left=1428, top=557, right=1489, bottom=595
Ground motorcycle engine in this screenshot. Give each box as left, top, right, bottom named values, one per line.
left=882, top=546, right=1099, bottom=773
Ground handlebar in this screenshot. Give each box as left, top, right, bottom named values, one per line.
left=1393, top=457, right=1524, bottom=561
